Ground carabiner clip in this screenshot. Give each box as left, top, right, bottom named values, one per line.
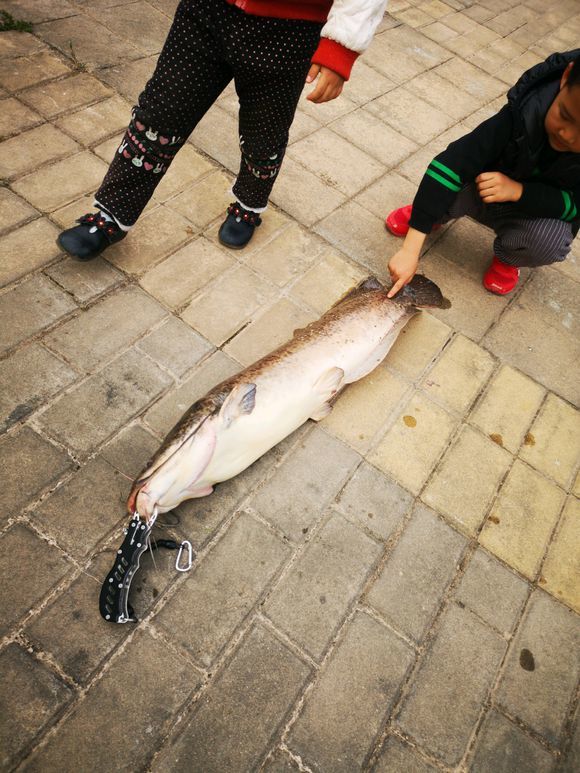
left=176, top=540, right=193, bottom=572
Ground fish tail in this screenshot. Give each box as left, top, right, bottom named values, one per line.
left=394, top=274, right=451, bottom=309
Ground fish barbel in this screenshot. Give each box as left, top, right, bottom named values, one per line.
left=128, top=275, right=450, bottom=522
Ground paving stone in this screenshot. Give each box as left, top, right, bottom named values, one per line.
left=0, top=187, right=37, bottom=234
left=0, top=96, right=41, bottom=137
left=355, top=170, right=418, bottom=221
left=421, top=334, right=494, bottom=414
left=455, top=548, right=529, bottom=636
left=366, top=504, right=466, bottom=642
left=168, top=170, right=234, bottom=229
left=37, top=347, right=172, bottom=454
left=151, top=143, right=214, bottom=202
left=0, top=49, right=70, bottom=92
left=0, top=217, right=61, bottom=286
left=45, top=286, right=168, bottom=371
left=45, top=255, right=124, bottom=304
left=181, top=264, right=276, bottom=346
left=264, top=512, right=382, bottom=660
left=385, top=312, right=451, bottom=381
left=0, top=343, right=77, bottom=432
left=98, top=54, right=158, bottom=103
left=0, top=523, right=71, bottom=637
left=55, top=94, right=131, bottom=145
left=154, top=625, right=310, bottom=773
left=157, top=513, right=290, bottom=666
left=368, top=390, right=457, bottom=496
left=19, top=72, right=111, bottom=119
left=262, top=748, right=299, bottom=772
left=323, top=364, right=409, bottom=453
left=342, top=59, right=396, bottom=106
left=0, top=0, right=77, bottom=24
left=269, top=155, right=347, bottom=227
left=139, top=236, right=234, bottom=309
left=100, top=422, right=160, bottom=479
left=12, top=150, right=108, bottom=212
left=32, top=457, right=129, bottom=558
left=422, top=426, right=511, bottom=535
left=396, top=603, right=506, bottom=765
left=561, top=706, right=580, bottom=773
left=0, top=30, right=46, bottom=58
left=50, top=192, right=104, bottom=229
left=435, top=56, right=505, bottom=103
left=408, top=70, right=480, bottom=120
left=188, top=103, right=240, bottom=173
left=249, top=426, right=360, bottom=542
left=225, top=297, right=316, bottom=367
left=0, top=643, right=72, bottom=770
left=541, top=496, right=580, bottom=614
left=0, top=123, right=79, bottom=178
left=315, top=200, right=392, bottom=277
left=0, top=274, right=77, bottom=354
left=0, top=426, right=72, bottom=519
left=143, top=350, right=240, bottom=436
left=420, top=250, right=509, bottom=340
left=519, top=394, right=580, bottom=490
left=244, top=223, right=322, bottom=288
left=289, top=611, right=414, bottom=772
left=290, top=250, right=366, bottom=314
left=363, top=26, right=450, bottom=84
left=336, top=461, right=413, bottom=541
left=297, top=85, right=359, bottom=125
left=367, top=86, right=455, bottom=144
left=373, top=736, right=440, bottom=773
left=329, top=105, right=417, bottom=169
left=136, top=316, right=212, bottom=377
left=469, top=365, right=546, bottom=454
left=97, top=0, right=172, bottom=55
left=23, top=629, right=201, bottom=773
left=480, top=460, right=566, bottom=580
left=35, top=15, right=143, bottom=69
left=469, top=709, right=556, bottom=773
left=107, top=205, right=193, bottom=274
left=287, top=127, right=384, bottom=197
left=496, top=590, right=580, bottom=745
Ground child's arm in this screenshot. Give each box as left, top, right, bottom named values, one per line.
left=387, top=229, right=428, bottom=298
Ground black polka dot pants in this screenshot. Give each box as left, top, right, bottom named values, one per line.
left=95, top=0, right=322, bottom=227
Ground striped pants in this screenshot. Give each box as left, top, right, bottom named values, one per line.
left=446, top=183, right=573, bottom=267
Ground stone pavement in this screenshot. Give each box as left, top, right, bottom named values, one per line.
left=0, top=0, right=579, bottom=770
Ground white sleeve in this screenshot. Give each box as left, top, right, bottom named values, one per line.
left=320, top=0, right=389, bottom=54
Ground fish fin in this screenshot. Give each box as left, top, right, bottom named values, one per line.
left=392, top=274, right=451, bottom=309
left=313, top=366, right=344, bottom=402
left=310, top=402, right=333, bottom=421
left=330, top=276, right=385, bottom=308
left=185, top=484, right=213, bottom=497
left=219, top=382, right=257, bottom=428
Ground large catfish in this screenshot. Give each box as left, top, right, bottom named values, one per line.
left=128, top=274, right=450, bottom=522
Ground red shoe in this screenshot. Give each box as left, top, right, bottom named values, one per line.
left=385, top=205, right=413, bottom=236
left=483, top=256, right=520, bottom=295
left=385, top=205, right=442, bottom=237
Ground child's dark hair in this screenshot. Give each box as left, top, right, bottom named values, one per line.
left=567, top=56, right=580, bottom=87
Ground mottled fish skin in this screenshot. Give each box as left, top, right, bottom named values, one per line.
left=128, top=275, right=450, bottom=519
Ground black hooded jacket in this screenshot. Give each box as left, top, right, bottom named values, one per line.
left=409, top=49, right=580, bottom=235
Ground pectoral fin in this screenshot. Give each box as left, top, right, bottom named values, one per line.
left=220, top=382, right=257, bottom=428
left=313, top=366, right=344, bottom=402
left=310, top=403, right=333, bottom=421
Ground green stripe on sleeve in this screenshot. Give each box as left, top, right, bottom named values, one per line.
left=430, top=158, right=462, bottom=184
left=561, top=190, right=572, bottom=220
left=425, top=168, right=462, bottom=192
left=566, top=203, right=577, bottom=221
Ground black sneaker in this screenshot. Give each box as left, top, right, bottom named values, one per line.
left=57, top=212, right=127, bottom=261
left=218, top=202, right=262, bottom=249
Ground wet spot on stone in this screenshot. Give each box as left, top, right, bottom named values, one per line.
left=489, top=433, right=503, bottom=446
left=403, top=415, right=417, bottom=428
left=520, top=648, right=535, bottom=671
left=367, top=512, right=374, bottom=519
left=488, top=515, right=500, bottom=524
left=302, top=527, right=308, bottom=534
left=524, top=432, right=536, bottom=446
left=319, top=595, right=326, bottom=605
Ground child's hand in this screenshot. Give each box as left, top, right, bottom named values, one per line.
left=476, top=172, right=523, bottom=203
left=387, top=247, right=420, bottom=298
left=306, top=64, right=344, bottom=103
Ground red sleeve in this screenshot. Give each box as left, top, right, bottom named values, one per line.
left=311, top=37, right=358, bottom=81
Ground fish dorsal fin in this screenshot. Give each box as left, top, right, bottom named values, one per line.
left=219, top=382, right=257, bottom=428
left=330, top=276, right=385, bottom=309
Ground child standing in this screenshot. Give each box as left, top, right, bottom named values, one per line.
left=58, top=0, right=387, bottom=259
left=385, top=49, right=580, bottom=297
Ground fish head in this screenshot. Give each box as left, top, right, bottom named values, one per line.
left=392, top=274, right=451, bottom=309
